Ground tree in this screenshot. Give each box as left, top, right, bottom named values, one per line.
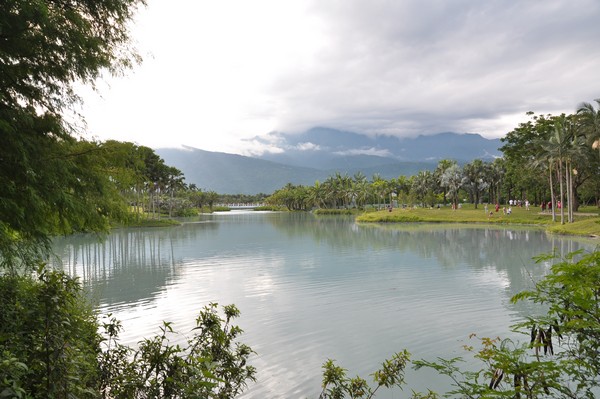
left=461, top=159, right=488, bottom=209
left=414, top=250, right=600, bottom=399
left=0, top=134, right=129, bottom=270
left=487, top=158, right=506, bottom=205
left=576, top=98, right=600, bottom=207
left=440, top=164, right=463, bottom=209
left=1, top=0, right=144, bottom=116
left=577, top=98, right=600, bottom=158
left=390, top=175, right=411, bottom=208
left=99, top=303, right=256, bottom=398
left=501, top=113, right=556, bottom=206
left=205, top=190, right=219, bottom=211
left=318, top=351, right=413, bottom=399
left=0, top=272, right=257, bottom=399
left=371, top=174, right=389, bottom=209
left=536, top=115, right=582, bottom=224
left=411, top=170, right=435, bottom=207
left=1, top=0, right=145, bottom=267
left=0, top=269, right=101, bottom=398
left=434, top=159, right=457, bottom=205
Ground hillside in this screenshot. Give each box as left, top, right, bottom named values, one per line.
left=156, top=147, right=326, bottom=194
left=157, top=129, right=503, bottom=194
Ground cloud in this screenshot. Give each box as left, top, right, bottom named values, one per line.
left=266, top=0, right=600, bottom=139
left=81, top=0, right=600, bottom=153
left=333, top=147, right=392, bottom=157
left=296, top=142, right=321, bottom=151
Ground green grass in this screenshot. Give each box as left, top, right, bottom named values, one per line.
left=356, top=204, right=600, bottom=237
left=313, top=208, right=363, bottom=215
left=114, top=218, right=181, bottom=228
left=254, top=205, right=286, bottom=211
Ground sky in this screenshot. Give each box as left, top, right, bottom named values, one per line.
left=76, top=0, right=600, bottom=156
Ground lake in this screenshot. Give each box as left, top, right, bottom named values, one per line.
left=51, top=211, right=596, bottom=398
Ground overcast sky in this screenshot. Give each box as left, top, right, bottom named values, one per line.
left=77, top=0, right=600, bottom=155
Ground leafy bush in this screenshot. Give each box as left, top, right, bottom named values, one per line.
left=99, top=303, right=256, bottom=398
left=0, top=269, right=256, bottom=399
left=413, top=249, right=600, bottom=398
left=0, top=268, right=101, bottom=398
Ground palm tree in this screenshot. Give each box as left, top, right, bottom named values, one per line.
left=411, top=170, right=434, bottom=207
left=461, top=159, right=488, bottom=209
left=440, top=164, right=463, bottom=209
left=487, top=158, right=505, bottom=205
left=308, top=181, right=325, bottom=209
left=353, top=172, right=369, bottom=208
left=434, top=159, right=457, bottom=204
left=371, top=174, right=387, bottom=209
left=577, top=98, right=600, bottom=158
left=537, top=115, right=575, bottom=224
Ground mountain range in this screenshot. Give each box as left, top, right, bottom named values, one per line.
left=156, top=127, right=503, bottom=194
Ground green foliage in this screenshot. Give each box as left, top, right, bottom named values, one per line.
left=0, top=268, right=101, bottom=398
left=1, top=273, right=256, bottom=398
left=0, top=353, right=28, bottom=399
left=0, top=131, right=131, bottom=270
left=1, top=0, right=146, bottom=269
left=99, top=303, right=256, bottom=398
left=266, top=183, right=312, bottom=211
left=253, top=205, right=285, bottom=211
left=318, top=350, right=411, bottom=399
left=313, top=208, right=359, bottom=215
left=414, top=250, right=600, bottom=399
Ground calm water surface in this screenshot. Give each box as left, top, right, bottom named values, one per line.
left=52, top=212, right=596, bottom=398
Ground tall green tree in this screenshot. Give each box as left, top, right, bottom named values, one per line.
left=434, top=159, right=457, bottom=205
left=440, top=164, right=463, bottom=209
left=487, top=158, right=506, bottom=205
left=415, top=250, right=600, bottom=399
left=577, top=98, right=600, bottom=157
left=576, top=98, right=600, bottom=206
left=461, top=159, right=488, bottom=209
left=411, top=170, right=435, bottom=207
left=501, top=113, right=555, bottom=205
left=1, top=0, right=145, bottom=268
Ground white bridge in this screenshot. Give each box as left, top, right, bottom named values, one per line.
left=219, top=203, right=265, bottom=209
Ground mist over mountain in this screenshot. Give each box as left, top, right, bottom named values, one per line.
left=157, top=128, right=502, bottom=194
left=254, top=127, right=501, bottom=166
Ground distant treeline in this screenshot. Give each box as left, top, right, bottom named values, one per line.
left=266, top=106, right=600, bottom=226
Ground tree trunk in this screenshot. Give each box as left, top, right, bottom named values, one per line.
left=566, top=161, right=573, bottom=223
left=549, top=163, right=556, bottom=222
left=558, top=162, right=564, bottom=225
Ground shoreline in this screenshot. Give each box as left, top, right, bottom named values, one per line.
left=355, top=207, right=600, bottom=238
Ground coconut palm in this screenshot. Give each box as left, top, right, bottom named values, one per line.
left=371, top=174, right=387, bottom=209
left=461, top=159, right=488, bottom=209
left=411, top=170, right=434, bottom=207
left=537, top=115, right=576, bottom=224
left=440, top=164, right=463, bottom=209
left=487, top=158, right=506, bottom=205
left=353, top=172, right=369, bottom=208
left=577, top=98, right=600, bottom=158
left=434, top=159, right=457, bottom=204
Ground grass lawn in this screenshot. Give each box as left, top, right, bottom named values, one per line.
left=113, top=216, right=182, bottom=228
left=356, top=204, right=600, bottom=237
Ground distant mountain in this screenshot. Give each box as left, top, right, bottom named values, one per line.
left=157, top=128, right=503, bottom=194
left=255, top=127, right=502, bottom=166
left=156, top=147, right=327, bottom=194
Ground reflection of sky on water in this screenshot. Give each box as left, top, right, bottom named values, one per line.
left=50, top=213, right=597, bottom=398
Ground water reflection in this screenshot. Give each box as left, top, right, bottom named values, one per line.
left=50, top=212, right=596, bottom=398
left=51, top=222, right=220, bottom=307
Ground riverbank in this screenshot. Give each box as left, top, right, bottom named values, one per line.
left=355, top=205, right=600, bottom=237
left=112, top=218, right=182, bottom=228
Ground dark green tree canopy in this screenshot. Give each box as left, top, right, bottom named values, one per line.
left=0, top=0, right=145, bottom=115
left=0, top=0, right=145, bottom=269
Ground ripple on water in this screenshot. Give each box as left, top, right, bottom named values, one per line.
left=54, top=214, right=594, bottom=398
